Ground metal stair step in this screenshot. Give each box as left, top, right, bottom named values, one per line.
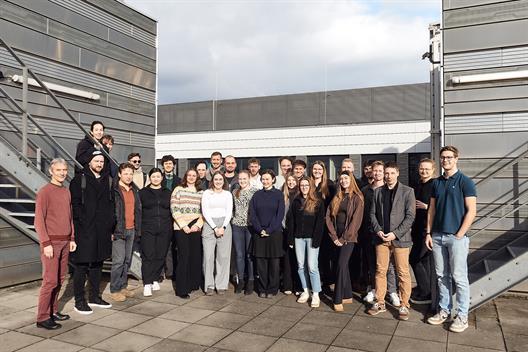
left=9, top=212, right=35, bottom=217
left=0, top=184, right=19, bottom=188
left=0, top=199, right=35, bottom=204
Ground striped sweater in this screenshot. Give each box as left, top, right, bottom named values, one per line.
left=170, top=186, right=204, bottom=230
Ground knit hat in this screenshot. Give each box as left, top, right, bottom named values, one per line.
left=88, top=150, right=103, bottom=162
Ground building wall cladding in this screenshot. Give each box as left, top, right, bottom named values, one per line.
left=157, top=83, right=430, bottom=133
left=442, top=0, right=528, bottom=272
left=0, top=0, right=157, bottom=167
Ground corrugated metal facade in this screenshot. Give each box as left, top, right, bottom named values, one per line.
left=0, top=0, right=157, bottom=167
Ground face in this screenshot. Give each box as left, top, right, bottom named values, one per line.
left=384, top=167, right=399, bottom=186
left=119, top=167, right=134, bottom=185
left=91, top=123, right=104, bottom=140
left=293, top=165, right=305, bottom=179
left=363, top=165, right=372, bottom=178
left=286, top=176, right=297, bottom=190
left=213, top=174, right=224, bottom=190
left=339, top=174, right=351, bottom=189
left=89, top=155, right=104, bottom=173
left=196, top=163, right=207, bottom=178
left=299, top=180, right=310, bottom=196
left=249, top=162, right=260, bottom=176
left=224, top=157, right=236, bottom=173
left=261, top=173, right=274, bottom=189
left=280, top=159, right=292, bottom=175
left=238, top=172, right=249, bottom=188
left=102, top=139, right=113, bottom=151
left=129, top=156, right=141, bottom=170
left=149, top=171, right=162, bottom=186
left=312, top=164, right=324, bottom=179
left=163, top=161, right=174, bottom=174
left=372, top=165, right=384, bottom=182
left=419, top=161, right=434, bottom=180
left=49, top=162, right=68, bottom=184
left=440, top=151, right=458, bottom=172
left=186, top=170, right=197, bottom=185
left=211, top=155, right=222, bottom=169
left=341, top=161, right=354, bottom=173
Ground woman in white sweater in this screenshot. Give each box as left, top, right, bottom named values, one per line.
left=201, top=171, right=233, bottom=295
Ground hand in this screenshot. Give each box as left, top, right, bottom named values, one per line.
left=214, top=227, right=223, bottom=237
left=190, top=225, right=200, bottom=232
left=454, top=233, right=465, bottom=240
left=333, top=239, right=343, bottom=247
left=416, top=200, right=428, bottom=210
left=377, top=231, right=386, bottom=240
left=425, top=234, right=433, bottom=250
left=218, top=227, right=225, bottom=236
left=43, top=245, right=53, bottom=259
left=111, top=234, right=115, bottom=241
left=289, top=244, right=294, bottom=249
left=384, top=232, right=396, bottom=242
left=183, top=226, right=191, bottom=234
left=69, top=241, right=77, bottom=252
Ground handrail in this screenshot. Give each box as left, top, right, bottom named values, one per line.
left=0, top=37, right=118, bottom=168
left=0, top=86, right=83, bottom=170
left=475, top=141, right=528, bottom=188
left=470, top=199, right=528, bottom=238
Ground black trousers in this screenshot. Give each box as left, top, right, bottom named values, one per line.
left=164, top=234, right=176, bottom=279
left=73, top=261, right=103, bottom=303
left=334, top=242, right=355, bottom=304
left=256, top=257, right=280, bottom=295
left=319, top=234, right=338, bottom=288
left=281, top=246, right=301, bottom=292
left=410, top=232, right=432, bottom=297
left=174, top=230, right=202, bottom=296
left=141, top=230, right=171, bottom=285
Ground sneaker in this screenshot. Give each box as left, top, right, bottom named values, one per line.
left=121, top=288, right=135, bottom=298
left=283, top=290, right=292, bottom=295
left=244, top=280, right=254, bottom=295
left=235, top=280, right=244, bottom=294
left=88, top=297, right=112, bottom=309
left=388, top=292, right=401, bottom=307
left=427, top=310, right=449, bottom=325
left=363, top=289, right=375, bottom=303
left=152, top=281, right=161, bottom=291
left=217, top=289, right=226, bottom=295
left=398, top=306, right=409, bottom=321
left=367, top=302, right=387, bottom=316
left=297, top=291, right=310, bottom=304
left=205, top=288, right=215, bottom=296
left=74, top=301, right=93, bottom=315
left=449, top=315, right=469, bottom=333
left=311, top=294, right=320, bottom=308
left=143, top=284, right=153, bottom=297
left=110, top=292, right=126, bottom=302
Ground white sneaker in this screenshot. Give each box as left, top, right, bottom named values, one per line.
left=363, top=289, right=375, bottom=303
left=143, top=284, right=152, bottom=297
left=152, top=281, right=161, bottom=291
left=297, top=291, right=310, bottom=304
left=389, top=292, right=401, bottom=307
left=311, top=294, right=320, bottom=308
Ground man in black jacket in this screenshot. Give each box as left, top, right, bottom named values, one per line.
left=70, top=151, right=114, bottom=315
left=160, top=155, right=181, bottom=192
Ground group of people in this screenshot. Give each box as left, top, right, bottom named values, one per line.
left=35, top=120, right=477, bottom=335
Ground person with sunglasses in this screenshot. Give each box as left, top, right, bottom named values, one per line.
left=128, top=153, right=147, bottom=189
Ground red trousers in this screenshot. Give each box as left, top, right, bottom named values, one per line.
left=37, top=241, right=69, bottom=322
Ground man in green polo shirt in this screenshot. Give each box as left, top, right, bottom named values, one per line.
left=425, top=146, right=477, bottom=333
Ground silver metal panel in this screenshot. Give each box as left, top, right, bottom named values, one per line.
left=0, top=48, right=156, bottom=102
left=458, top=158, right=528, bottom=178
left=444, top=1, right=528, bottom=28
left=444, top=98, right=528, bottom=115
left=444, top=19, right=528, bottom=53
left=445, top=85, right=528, bottom=103
left=445, top=131, right=528, bottom=157
left=444, top=0, right=515, bottom=10
left=50, top=0, right=156, bottom=46
left=444, top=46, right=528, bottom=72
left=444, top=66, right=528, bottom=90
left=444, top=112, right=528, bottom=133
left=0, top=0, right=48, bottom=33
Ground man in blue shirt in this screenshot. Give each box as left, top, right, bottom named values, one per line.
left=425, top=146, right=477, bottom=333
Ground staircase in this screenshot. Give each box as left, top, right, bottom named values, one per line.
left=0, top=37, right=141, bottom=287
left=467, top=141, right=528, bottom=311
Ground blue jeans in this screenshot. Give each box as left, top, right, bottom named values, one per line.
left=232, top=225, right=254, bottom=281
left=294, top=238, right=321, bottom=293
left=110, top=229, right=135, bottom=293
left=432, top=232, right=470, bottom=317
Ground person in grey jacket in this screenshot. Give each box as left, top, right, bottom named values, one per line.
left=367, top=161, right=415, bottom=321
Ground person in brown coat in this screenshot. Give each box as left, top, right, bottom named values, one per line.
left=326, top=171, right=364, bottom=312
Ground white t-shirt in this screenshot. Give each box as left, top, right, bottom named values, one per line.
left=249, top=174, right=263, bottom=190
left=201, top=189, right=233, bottom=228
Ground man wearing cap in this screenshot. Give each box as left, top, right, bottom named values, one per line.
left=70, top=151, right=115, bottom=314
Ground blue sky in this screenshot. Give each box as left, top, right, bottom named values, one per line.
left=127, top=0, right=440, bottom=104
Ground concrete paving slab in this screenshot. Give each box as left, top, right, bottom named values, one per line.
left=168, top=324, right=232, bottom=346
left=448, top=326, right=506, bottom=351
left=346, top=315, right=398, bottom=335
left=213, top=331, right=277, bottom=352
left=128, top=317, right=189, bottom=338
left=159, top=306, right=215, bottom=323
left=122, top=300, right=177, bottom=316
left=197, top=311, right=252, bottom=330
left=284, top=322, right=342, bottom=345
left=267, top=338, right=327, bottom=352
left=52, top=323, right=121, bottom=347
left=259, top=305, right=309, bottom=322
left=219, top=300, right=270, bottom=317
left=0, top=310, right=36, bottom=329
left=103, top=296, right=144, bottom=311
left=0, top=294, right=37, bottom=311
left=333, top=329, right=392, bottom=352
left=90, top=311, right=151, bottom=330
left=1, top=331, right=43, bottom=352
left=299, top=310, right=353, bottom=328
left=17, top=319, right=84, bottom=338
left=326, top=347, right=365, bottom=352
left=394, top=320, right=448, bottom=343
left=187, top=296, right=236, bottom=311
left=91, top=331, right=161, bottom=352
left=504, top=333, right=528, bottom=352
left=387, top=336, right=445, bottom=352
left=144, top=339, right=207, bottom=352
left=15, top=338, right=84, bottom=352
left=69, top=306, right=115, bottom=323
left=238, top=316, right=296, bottom=337
left=447, top=343, right=506, bottom=352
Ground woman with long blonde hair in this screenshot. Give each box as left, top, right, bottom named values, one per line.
left=326, top=171, right=364, bottom=311
left=281, top=172, right=301, bottom=294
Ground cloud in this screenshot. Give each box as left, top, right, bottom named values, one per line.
left=127, top=0, right=439, bottom=104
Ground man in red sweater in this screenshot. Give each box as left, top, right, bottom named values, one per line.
left=35, top=158, right=77, bottom=330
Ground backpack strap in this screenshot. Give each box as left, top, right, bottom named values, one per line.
left=81, top=173, right=86, bottom=205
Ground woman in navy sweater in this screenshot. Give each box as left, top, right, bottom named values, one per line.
left=250, top=169, right=285, bottom=298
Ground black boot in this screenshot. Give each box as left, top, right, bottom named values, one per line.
left=245, top=280, right=254, bottom=295
left=235, top=280, right=244, bottom=294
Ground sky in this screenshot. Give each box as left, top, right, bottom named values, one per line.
left=126, top=0, right=440, bottom=105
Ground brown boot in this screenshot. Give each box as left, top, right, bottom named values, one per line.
left=110, top=292, right=126, bottom=302
left=121, top=288, right=135, bottom=298
left=342, top=298, right=353, bottom=304
left=334, top=304, right=344, bottom=312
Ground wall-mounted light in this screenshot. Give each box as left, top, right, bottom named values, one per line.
left=451, top=70, right=528, bottom=84
left=11, top=74, right=100, bottom=100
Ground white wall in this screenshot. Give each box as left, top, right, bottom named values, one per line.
left=156, top=120, right=430, bottom=159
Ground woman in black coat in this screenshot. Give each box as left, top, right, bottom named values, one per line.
left=75, top=120, right=110, bottom=176
left=139, top=168, right=173, bottom=297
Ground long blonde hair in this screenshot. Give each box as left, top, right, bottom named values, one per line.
left=311, top=160, right=330, bottom=199
left=330, top=171, right=363, bottom=217
left=298, top=177, right=319, bottom=214
left=282, top=172, right=298, bottom=204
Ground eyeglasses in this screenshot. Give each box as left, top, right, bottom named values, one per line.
left=130, top=160, right=141, bottom=164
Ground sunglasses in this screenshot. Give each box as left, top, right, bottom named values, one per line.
left=130, top=160, right=141, bottom=164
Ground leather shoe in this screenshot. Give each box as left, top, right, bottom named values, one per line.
left=52, top=312, right=70, bottom=321
left=36, top=318, right=61, bottom=330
